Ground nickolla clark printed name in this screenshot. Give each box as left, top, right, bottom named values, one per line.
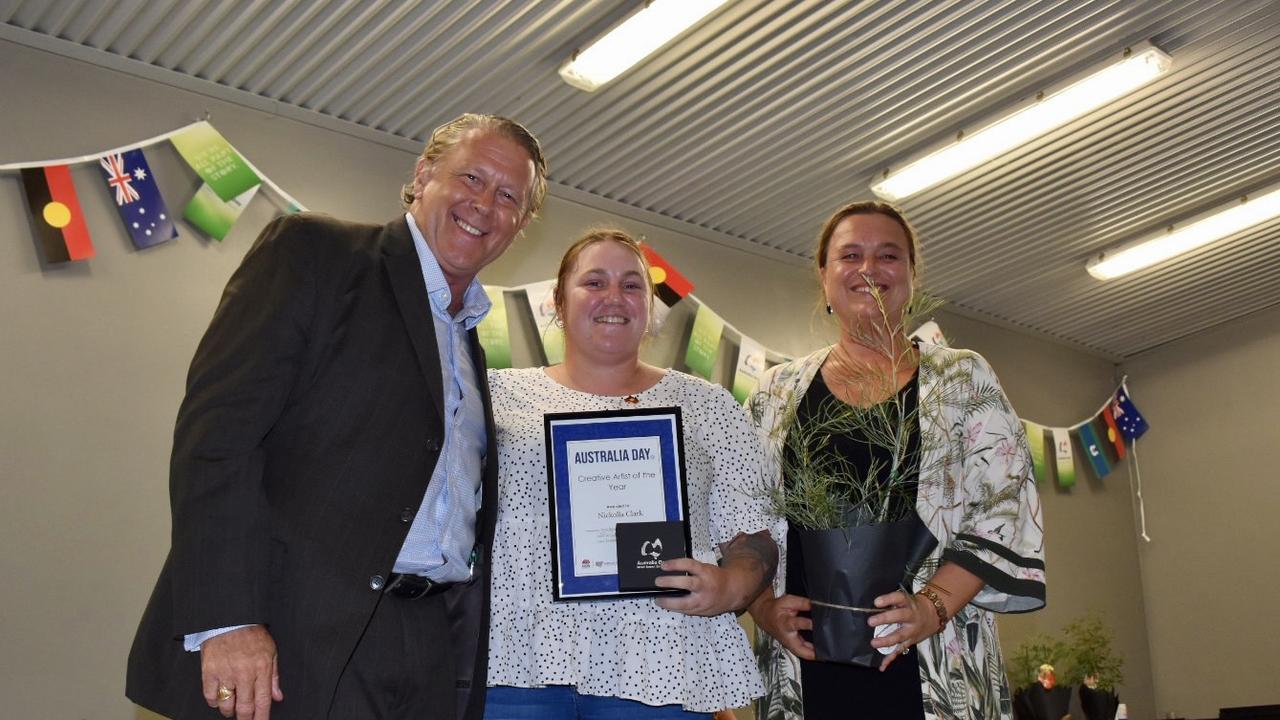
left=566, top=436, right=666, bottom=576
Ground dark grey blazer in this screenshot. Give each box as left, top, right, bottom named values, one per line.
left=126, top=214, right=498, bottom=719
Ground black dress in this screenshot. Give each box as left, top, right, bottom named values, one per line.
left=784, top=370, right=926, bottom=719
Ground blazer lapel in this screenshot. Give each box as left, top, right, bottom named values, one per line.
left=382, top=219, right=445, bottom=420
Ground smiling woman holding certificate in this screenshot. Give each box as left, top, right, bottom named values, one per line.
left=483, top=229, right=777, bottom=719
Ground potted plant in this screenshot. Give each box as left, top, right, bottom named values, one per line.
left=1063, top=614, right=1125, bottom=720
left=753, top=292, right=957, bottom=667
left=1007, top=633, right=1073, bottom=720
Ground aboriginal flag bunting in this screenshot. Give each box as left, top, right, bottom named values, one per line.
left=640, top=243, right=694, bottom=307
left=20, top=165, right=94, bottom=263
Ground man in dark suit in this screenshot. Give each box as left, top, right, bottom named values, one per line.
left=126, top=114, right=547, bottom=720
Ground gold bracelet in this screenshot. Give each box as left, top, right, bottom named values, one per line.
left=917, top=586, right=948, bottom=634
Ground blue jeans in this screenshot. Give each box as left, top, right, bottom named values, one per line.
left=484, top=685, right=713, bottom=720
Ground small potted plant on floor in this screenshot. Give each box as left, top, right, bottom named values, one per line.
left=1063, top=614, right=1125, bottom=720
left=1007, top=633, right=1072, bottom=720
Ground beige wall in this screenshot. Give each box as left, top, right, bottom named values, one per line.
left=938, top=312, right=1156, bottom=719
left=1, top=38, right=1166, bottom=719
left=1122, top=304, right=1280, bottom=719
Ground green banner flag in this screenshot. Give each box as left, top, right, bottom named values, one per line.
left=1021, top=419, right=1048, bottom=483
left=684, top=303, right=724, bottom=380
left=184, top=184, right=258, bottom=241
left=477, top=286, right=511, bottom=369
left=1051, top=427, right=1075, bottom=488
left=731, top=336, right=766, bottom=404
left=171, top=123, right=261, bottom=201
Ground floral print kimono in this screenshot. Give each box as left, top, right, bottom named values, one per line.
left=749, top=342, right=1046, bottom=720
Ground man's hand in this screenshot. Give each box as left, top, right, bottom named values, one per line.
left=200, top=625, right=283, bottom=720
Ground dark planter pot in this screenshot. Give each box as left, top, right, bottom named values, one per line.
left=797, top=514, right=935, bottom=668
left=1013, top=685, right=1073, bottom=720
left=1079, top=686, right=1120, bottom=720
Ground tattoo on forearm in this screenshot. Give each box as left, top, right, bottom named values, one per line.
left=720, top=530, right=779, bottom=603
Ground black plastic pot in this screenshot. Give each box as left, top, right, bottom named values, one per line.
left=797, top=514, right=935, bottom=667
left=1013, top=685, right=1073, bottom=720
left=1079, top=686, right=1120, bottom=720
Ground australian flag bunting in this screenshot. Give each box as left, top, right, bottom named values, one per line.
left=1112, top=384, right=1150, bottom=442
left=98, top=148, right=177, bottom=249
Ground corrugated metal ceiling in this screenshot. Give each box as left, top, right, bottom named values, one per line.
left=4, top=0, right=1278, bottom=359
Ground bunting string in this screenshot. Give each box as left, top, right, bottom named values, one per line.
left=6, top=121, right=1150, bottom=531
left=0, top=119, right=307, bottom=213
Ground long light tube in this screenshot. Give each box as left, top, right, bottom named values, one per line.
left=559, top=0, right=729, bottom=92
left=871, top=44, right=1172, bottom=202
left=1087, top=184, right=1280, bottom=280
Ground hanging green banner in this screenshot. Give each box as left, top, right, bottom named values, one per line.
left=684, top=303, right=724, bottom=380
left=171, top=123, right=261, bottom=201
left=184, top=183, right=258, bottom=241
left=731, top=336, right=766, bottom=403
left=521, top=279, right=564, bottom=366
left=1022, top=419, right=1048, bottom=483
left=1051, top=427, right=1076, bottom=488
left=477, top=286, right=512, bottom=369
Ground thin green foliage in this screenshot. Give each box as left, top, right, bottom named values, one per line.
left=1006, top=633, right=1069, bottom=691
left=1062, top=614, right=1125, bottom=691
left=756, top=279, right=945, bottom=530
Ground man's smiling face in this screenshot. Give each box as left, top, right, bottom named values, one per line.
left=409, top=128, right=535, bottom=297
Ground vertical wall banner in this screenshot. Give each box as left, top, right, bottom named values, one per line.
left=170, top=122, right=261, bottom=201
left=731, top=336, right=766, bottom=403
left=684, top=303, right=725, bottom=380
left=20, top=165, right=94, bottom=263
left=1051, top=427, right=1075, bottom=488
left=1076, top=420, right=1112, bottom=478
left=1022, top=419, right=1049, bottom=483
left=98, top=149, right=176, bottom=249
left=477, top=286, right=512, bottom=370
left=520, top=279, right=564, bottom=365
left=184, top=183, right=259, bottom=241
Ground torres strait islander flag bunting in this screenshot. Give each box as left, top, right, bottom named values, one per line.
left=1017, top=379, right=1151, bottom=487
left=20, top=165, right=94, bottom=263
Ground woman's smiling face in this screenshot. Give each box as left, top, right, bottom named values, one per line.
left=821, top=212, right=915, bottom=330
left=559, top=239, right=652, bottom=359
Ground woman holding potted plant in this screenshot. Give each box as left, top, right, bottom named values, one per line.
left=747, top=201, right=1046, bottom=719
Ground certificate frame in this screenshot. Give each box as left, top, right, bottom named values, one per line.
left=544, top=406, right=691, bottom=601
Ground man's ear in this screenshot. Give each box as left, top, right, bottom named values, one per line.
left=412, top=157, right=432, bottom=194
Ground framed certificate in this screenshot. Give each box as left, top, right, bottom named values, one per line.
left=544, top=407, right=691, bottom=601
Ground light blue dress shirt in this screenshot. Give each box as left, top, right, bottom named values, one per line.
left=185, top=214, right=490, bottom=650
left=394, top=212, right=489, bottom=580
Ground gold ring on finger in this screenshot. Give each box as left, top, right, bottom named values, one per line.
left=217, top=686, right=234, bottom=702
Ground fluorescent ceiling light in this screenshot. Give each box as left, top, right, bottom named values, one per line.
left=559, top=0, right=729, bottom=92
left=871, top=44, right=1172, bottom=202
left=1087, top=184, right=1280, bottom=280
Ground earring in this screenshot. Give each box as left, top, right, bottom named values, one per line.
left=553, top=316, right=564, bottom=328
left=826, top=303, right=833, bottom=315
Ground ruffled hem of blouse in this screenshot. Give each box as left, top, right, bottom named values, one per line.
left=487, top=601, right=763, bottom=713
